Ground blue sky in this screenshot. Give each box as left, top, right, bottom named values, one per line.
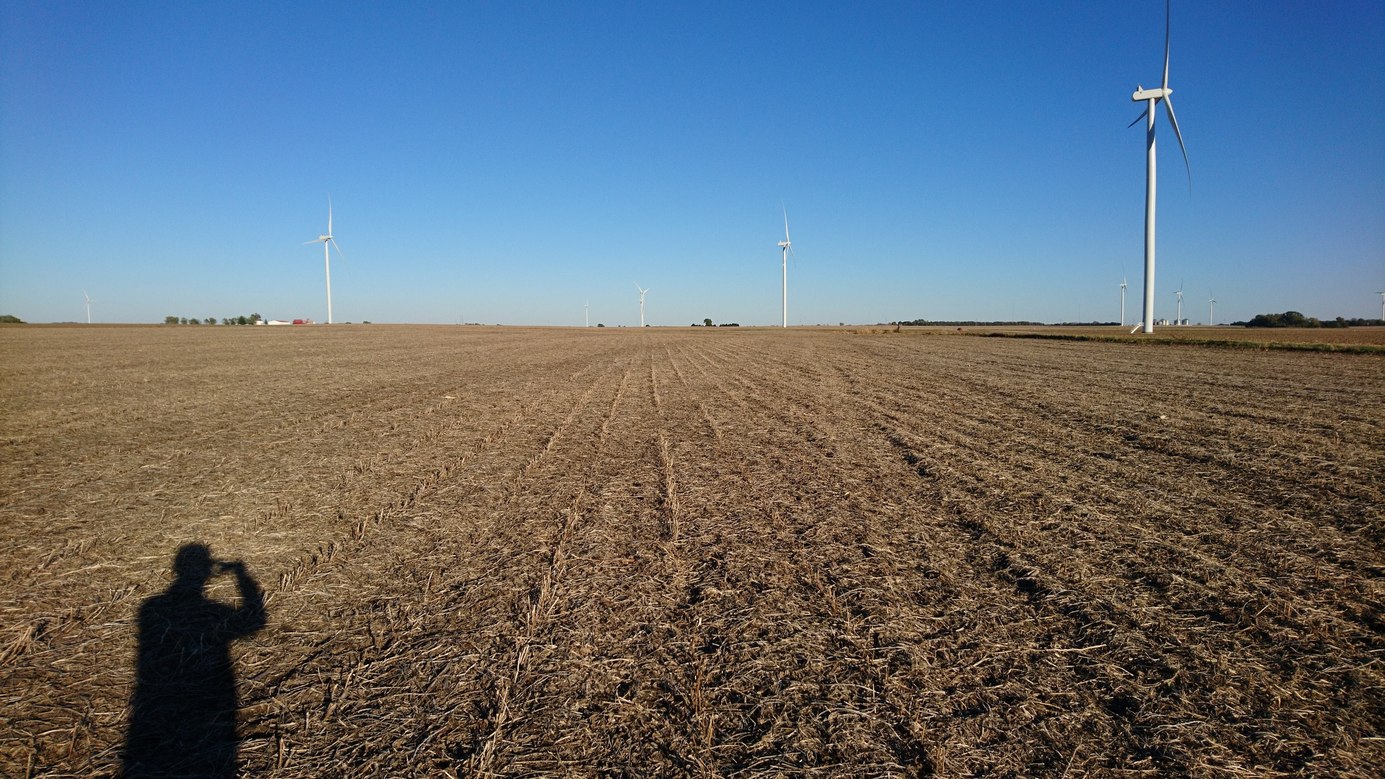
left=2, top=1, right=1382, bottom=326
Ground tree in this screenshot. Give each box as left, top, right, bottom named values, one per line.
left=165, top=316, right=180, bottom=325
left=249, top=313, right=261, bottom=324
left=1246, top=311, right=1319, bottom=328
left=703, top=318, right=713, bottom=327
left=236, top=315, right=249, bottom=325
left=205, top=318, right=216, bottom=325
left=0, top=314, right=24, bottom=324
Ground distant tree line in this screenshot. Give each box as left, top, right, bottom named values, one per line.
left=892, top=319, right=1048, bottom=327
left=0, top=314, right=24, bottom=324
left=691, top=319, right=740, bottom=327
left=163, top=313, right=262, bottom=325
left=1236, top=311, right=1383, bottom=328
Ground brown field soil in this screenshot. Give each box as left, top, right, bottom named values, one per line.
left=888, top=325, right=1385, bottom=347
left=947, top=322, right=1385, bottom=343
left=2, top=325, right=1381, bottom=777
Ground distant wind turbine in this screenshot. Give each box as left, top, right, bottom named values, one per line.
left=304, top=197, right=345, bottom=324
left=777, top=206, right=794, bottom=328
left=1129, top=0, right=1191, bottom=334
left=1208, top=291, right=1216, bottom=325
left=635, top=284, right=648, bottom=327
left=1174, top=281, right=1184, bottom=325
left=83, top=290, right=95, bottom=324
left=1378, top=291, right=1385, bottom=321
left=585, top=300, right=590, bottom=328
left=1119, top=277, right=1128, bottom=326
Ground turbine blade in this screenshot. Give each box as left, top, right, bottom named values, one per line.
left=1127, top=109, right=1148, bottom=129
left=304, top=238, right=323, bottom=245
left=782, top=206, right=791, bottom=244
left=1162, top=94, right=1191, bottom=189
left=1162, top=0, right=1171, bottom=91
left=328, top=196, right=333, bottom=236
left=330, top=238, right=345, bottom=259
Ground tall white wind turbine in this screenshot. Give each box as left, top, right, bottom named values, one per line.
left=777, top=206, right=794, bottom=328
left=304, top=197, right=345, bottom=324
left=1129, top=0, right=1191, bottom=334
left=635, top=284, right=648, bottom=327
left=585, top=300, right=590, bottom=328
left=1174, top=282, right=1184, bottom=324
left=83, top=290, right=95, bottom=324
left=1378, top=291, right=1384, bottom=321
left=1208, top=291, right=1216, bottom=325
left=1120, top=277, right=1128, bottom=326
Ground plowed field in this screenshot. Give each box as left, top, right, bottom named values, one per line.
left=2, top=326, right=1381, bottom=777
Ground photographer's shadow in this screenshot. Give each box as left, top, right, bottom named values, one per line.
left=123, top=543, right=266, bottom=778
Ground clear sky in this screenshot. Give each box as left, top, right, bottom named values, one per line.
left=2, top=1, right=1382, bottom=327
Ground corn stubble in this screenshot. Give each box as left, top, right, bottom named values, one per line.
left=1, top=325, right=1381, bottom=777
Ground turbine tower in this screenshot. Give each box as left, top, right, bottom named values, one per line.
left=1378, top=291, right=1384, bottom=321
left=1119, top=277, right=1128, bottom=326
left=585, top=300, right=590, bottom=328
left=777, top=206, right=794, bottom=328
left=635, top=284, right=648, bottom=327
left=1174, top=282, right=1184, bottom=325
left=304, top=197, right=345, bottom=324
left=1129, top=0, right=1191, bottom=333
left=1208, top=291, right=1216, bottom=325
left=83, top=290, right=95, bottom=324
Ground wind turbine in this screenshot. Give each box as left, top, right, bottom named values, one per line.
left=585, top=300, right=590, bottom=328
left=1378, top=291, right=1385, bottom=321
left=777, top=206, right=794, bottom=328
left=304, top=197, right=345, bottom=324
left=1129, top=0, right=1191, bottom=333
left=83, top=290, right=95, bottom=324
left=635, top=284, right=648, bottom=327
left=1119, top=277, right=1128, bottom=326
left=1208, top=291, right=1216, bottom=325
left=1174, top=282, right=1184, bottom=325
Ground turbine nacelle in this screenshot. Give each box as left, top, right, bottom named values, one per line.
left=1131, top=86, right=1172, bottom=102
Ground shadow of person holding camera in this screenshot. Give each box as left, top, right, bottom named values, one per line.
left=123, top=543, right=266, bottom=778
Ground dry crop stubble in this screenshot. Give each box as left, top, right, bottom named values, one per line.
left=1, top=325, right=1381, bottom=777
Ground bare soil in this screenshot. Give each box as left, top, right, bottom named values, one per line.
left=2, top=325, right=1381, bottom=777
left=895, top=324, right=1385, bottom=347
